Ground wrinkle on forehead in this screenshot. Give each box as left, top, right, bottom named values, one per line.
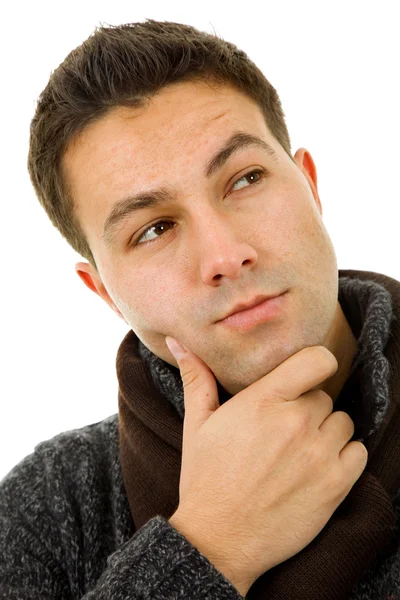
left=208, top=111, right=229, bottom=123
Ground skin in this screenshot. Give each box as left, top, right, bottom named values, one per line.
left=64, top=79, right=357, bottom=401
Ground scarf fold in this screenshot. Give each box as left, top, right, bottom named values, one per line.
left=117, top=269, right=400, bottom=599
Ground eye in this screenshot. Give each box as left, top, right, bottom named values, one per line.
left=230, top=168, right=266, bottom=193
left=134, top=220, right=176, bottom=247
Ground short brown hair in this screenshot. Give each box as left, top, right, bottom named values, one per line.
left=27, top=19, right=293, bottom=271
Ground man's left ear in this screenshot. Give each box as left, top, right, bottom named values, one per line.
left=75, top=262, right=127, bottom=323
left=293, top=148, right=322, bottom=216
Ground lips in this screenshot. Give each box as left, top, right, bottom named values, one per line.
left=217, top=292, right=287, bottom=330
left=218, top=293, right=281, bottom=321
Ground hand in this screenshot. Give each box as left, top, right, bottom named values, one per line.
left=166, top=340, right=368, bottom=597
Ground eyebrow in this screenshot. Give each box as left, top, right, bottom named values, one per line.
left=101, top=130, right=278, bottom=248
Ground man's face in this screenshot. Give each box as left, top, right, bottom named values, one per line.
left=65, top=79, right=340, bottom=394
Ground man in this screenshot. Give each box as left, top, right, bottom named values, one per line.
left=1, top=18, right=400, bottom=599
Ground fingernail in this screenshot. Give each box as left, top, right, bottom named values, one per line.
left=165, top=336, right=187, bottom=359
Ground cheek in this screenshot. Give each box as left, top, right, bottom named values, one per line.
left=253, top=192, right=329, bottom=264
left=249, top=194, right=301, bottom=252
left=116, top=267, right=184, bottom=329
left=282, top=200, right=336, bottom=276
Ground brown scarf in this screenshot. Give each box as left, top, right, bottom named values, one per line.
left=117, top=269, right=400, bottom=599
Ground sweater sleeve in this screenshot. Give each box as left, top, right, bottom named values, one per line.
left=0, top=446, right=245, bottom=600
left=82, top=515, right=245, bottom=599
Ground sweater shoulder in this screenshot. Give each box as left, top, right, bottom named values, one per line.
left=0, top=414, right=133, bottom=573
left=1, top=413, right=121, bottom=494
left=36, top=412, right=120, bottom=461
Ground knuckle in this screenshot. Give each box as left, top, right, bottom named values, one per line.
left=306, top=437, right=327, bottom=466
left=335, top=410, right=355, bottom=437
left=309, top=388, right=334, bottom=410
left=267, top=377, right=293, bottom=402
left=309, top=346, right=339, bottom=376
left=286, top=407, right=311, bottom=436
left=316, top=388, right=332, bottom=403
left=356, top=441, right=369, bottom=464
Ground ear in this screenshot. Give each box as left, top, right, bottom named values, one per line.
left=293, top=148, right=322, bottom=216
left=75, top=262, right=127, bottom=323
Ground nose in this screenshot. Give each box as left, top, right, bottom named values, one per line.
left=197, top=212, right=258, bottom=284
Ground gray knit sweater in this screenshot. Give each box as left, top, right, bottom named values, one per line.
left=1, top=275, right=400, bottom=599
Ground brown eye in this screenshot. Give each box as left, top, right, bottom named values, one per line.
left=134, top=220, right=176, bottom=247
left=230, top=168, right=266, bottom=193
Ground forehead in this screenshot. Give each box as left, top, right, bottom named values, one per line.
left=63, top=80, right=279, bottom=248
left=65, top=80, right=271, bottom=162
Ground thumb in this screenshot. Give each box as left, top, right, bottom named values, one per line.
left=165, top=336, right=220, bottom=432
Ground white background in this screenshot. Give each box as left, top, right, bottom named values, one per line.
left=1, top=0, right=399, bottom=480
